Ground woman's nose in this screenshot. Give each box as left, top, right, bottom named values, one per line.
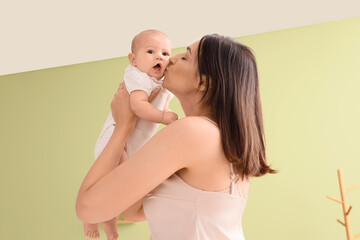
left=169, top=56, right=176, bottom=64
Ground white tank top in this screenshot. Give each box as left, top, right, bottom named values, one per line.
left=143, top=116, right=249, bottom=240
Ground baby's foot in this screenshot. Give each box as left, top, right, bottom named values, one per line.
left=101, top=216, right=119, bottom=240
left=83, top=222, right=100, bottom=239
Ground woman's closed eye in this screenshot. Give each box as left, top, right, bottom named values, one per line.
left=181, top=51, right=189, bottom=60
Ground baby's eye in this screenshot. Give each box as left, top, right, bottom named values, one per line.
left=162, top=52, right=169, bottom=56
left=147, top=50, right=154, bottom=54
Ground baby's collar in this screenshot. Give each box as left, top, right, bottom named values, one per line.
left=126, top=65, right=164, bottom=83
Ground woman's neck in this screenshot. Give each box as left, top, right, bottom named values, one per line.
left=178, top=94, right=213, bottom=119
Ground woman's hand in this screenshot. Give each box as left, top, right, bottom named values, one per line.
left=111, top=83, right=138, bottom=133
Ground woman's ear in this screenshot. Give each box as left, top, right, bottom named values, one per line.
left=128, top=53, right=136, bottom=66
left=198, top=75, right=211, bottom=91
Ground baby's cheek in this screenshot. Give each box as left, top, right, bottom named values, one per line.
left=164, top=60, right=170, bottom=68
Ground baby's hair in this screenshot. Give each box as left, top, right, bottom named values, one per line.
left=131, top=29, right=169, bottom=53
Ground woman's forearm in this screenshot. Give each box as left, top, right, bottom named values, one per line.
left=76, top=125, right=130, bottom=209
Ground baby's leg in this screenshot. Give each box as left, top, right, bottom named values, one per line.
left=83, top=222, right=100, bottom=239
left=100, top=215, right=120, bottom=240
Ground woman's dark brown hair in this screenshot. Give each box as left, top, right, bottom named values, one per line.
left=197, top=34, right=277, bottom=180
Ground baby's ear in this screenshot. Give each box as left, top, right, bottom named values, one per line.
left=128, top=53, right=136, bottom=66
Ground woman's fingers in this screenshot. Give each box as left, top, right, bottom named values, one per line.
left=114, top=83, right=125, bottom=96
left=110, top=82, right=137, bottom=128
left=118, top=82, right=125, bottom=90
left=148, top=88, right=161, bottom=103
left=163, top=92, right=171, bottom=111
left=112, top=84, right=126, bottom=105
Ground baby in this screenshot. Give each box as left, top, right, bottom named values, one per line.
left=83, top=30, right=178, bottom=240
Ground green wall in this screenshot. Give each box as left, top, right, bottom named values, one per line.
left=1, top=16, right=359, bottom=240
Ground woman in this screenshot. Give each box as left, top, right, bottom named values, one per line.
left=75, top=34, right=276, bottom=240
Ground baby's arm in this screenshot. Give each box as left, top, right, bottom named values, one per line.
left=130, top=90, right=178, bottom=125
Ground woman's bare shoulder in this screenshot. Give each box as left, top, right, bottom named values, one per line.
left=167, top=116, right=219, bottom=134
left=161, top=116, right=222, bottom=163
left=165, top=116, right=220, bottom=144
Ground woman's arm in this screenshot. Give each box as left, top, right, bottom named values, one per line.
left=76, top=116, right=206, bottom=223
left=122, top=198, right=146, bottom=222
left=118, top=147, right=146, bottom=222
left=75, top=82, right=138, bottom=223
left=75, top=83, right=205, bottom=224
left=76, top=82, right=164, bottom=223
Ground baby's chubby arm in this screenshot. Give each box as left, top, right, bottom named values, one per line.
left=129, top=90, right=178, bottom=125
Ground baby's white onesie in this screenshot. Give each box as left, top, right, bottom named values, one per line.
left=94, top=65, right=173, bottom=160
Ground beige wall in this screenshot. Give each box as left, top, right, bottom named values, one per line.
left=1, top=0, right=360, bottom=76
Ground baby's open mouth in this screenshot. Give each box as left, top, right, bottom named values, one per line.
left=153, top=63, right=161, bottom=72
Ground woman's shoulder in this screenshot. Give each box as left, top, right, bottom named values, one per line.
left=163, top=116, right=221, bottom=150
left=142, top=116, right=222, bottom=171
left=168, top=116, right=219, bottom=132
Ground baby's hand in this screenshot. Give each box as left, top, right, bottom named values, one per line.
left=161, top=111, right=178, bottom=125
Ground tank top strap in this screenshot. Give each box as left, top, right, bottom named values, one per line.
left=229, top=162, right=245, bottom=199
left=200, top=116, right=218, bottom=126
left=229, top=162, right=238, bottom=195
left=201, top=116, right=243, bottom=197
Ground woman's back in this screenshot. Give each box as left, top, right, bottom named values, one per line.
left=143, top=117, right=250, bottom=240
left=172, top=117, right=250, bottom=198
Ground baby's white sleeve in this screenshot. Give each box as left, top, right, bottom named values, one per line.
left=124, top=67, right=153, bottom=96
